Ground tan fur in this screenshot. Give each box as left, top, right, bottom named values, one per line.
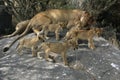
left=66, top=11, right=94, bottom=29
left=3, top=9, right=93, bottom=52
left=66, top=19, right=76, bottom=29
left=66, top=18, right=82, bottom=29
left=42, top=22, right=64, bottom=40
left=15, top=20, right=30, bottom=31
left=64, top=22, right=82, bottom=40
left=65, top=27, right=103, bottom=50
left=16, top=35, right=45, bottom=57
left=37, top=39, right=78, bottom=66
left=0, top=20, right=30, bottom=39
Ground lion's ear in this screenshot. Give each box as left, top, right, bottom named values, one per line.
left=84, top=11, right=90, bottom=16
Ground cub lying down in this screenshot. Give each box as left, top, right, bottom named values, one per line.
left=16, top=35, right=45, bottom=57
left=37, top=39, right=78, bottom=66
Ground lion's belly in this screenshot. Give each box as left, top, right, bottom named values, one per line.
left=49, top=43, right=64, bottom=53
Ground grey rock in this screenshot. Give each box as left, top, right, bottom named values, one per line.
left=0, top=33, right=120, bottom=80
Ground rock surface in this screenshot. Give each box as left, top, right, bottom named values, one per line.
left=0, top=33, right=120, bottom=80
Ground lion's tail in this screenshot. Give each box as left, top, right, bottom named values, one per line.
left=0, top=30, right=21, bottom=39
left=3, top=22, right=31, bottom=52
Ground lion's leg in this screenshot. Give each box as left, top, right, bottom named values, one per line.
left=61, top=51, right=68, bottom=66
left=56, top=26, right=63, bottom=40
left=63, top=32, right=69, bottom=40
left=75, top=39, right=78, bottom=46
left=44, top=31, right=49, bottom=40
left=88, top=38, right=95, bottom=50
left=55, top=29, right=60, bottom=40
left=45, top=49, right=53, bottom=62
left=16, top=45, right=23, bottom=55
left=73, top=39, right=79, bottom=49
left=31, top=46, right=37, bottom=57
left=32, top=27, right=41, bottom=36
left=37, top=52, right=43, bottom=59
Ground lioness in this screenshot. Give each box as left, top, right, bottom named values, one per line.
left=3, top=9, right=94, bottom=52
left=65, top=27, right=103, bottom=50
left=37, top=39, right=78, bottom=66
left=0, top=20, right=30, bottom=39
left=16, top=35, right=45, bottom=57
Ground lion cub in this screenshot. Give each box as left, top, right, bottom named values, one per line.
left=64, top=22, right=82, bottom=40
left=42, top=22, right=63, bottom=40
left=65, top=27, right=103, bottom=50
left=16, top=35, right=45, bottom=57
left=37, top=39, right=78, bottom=66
